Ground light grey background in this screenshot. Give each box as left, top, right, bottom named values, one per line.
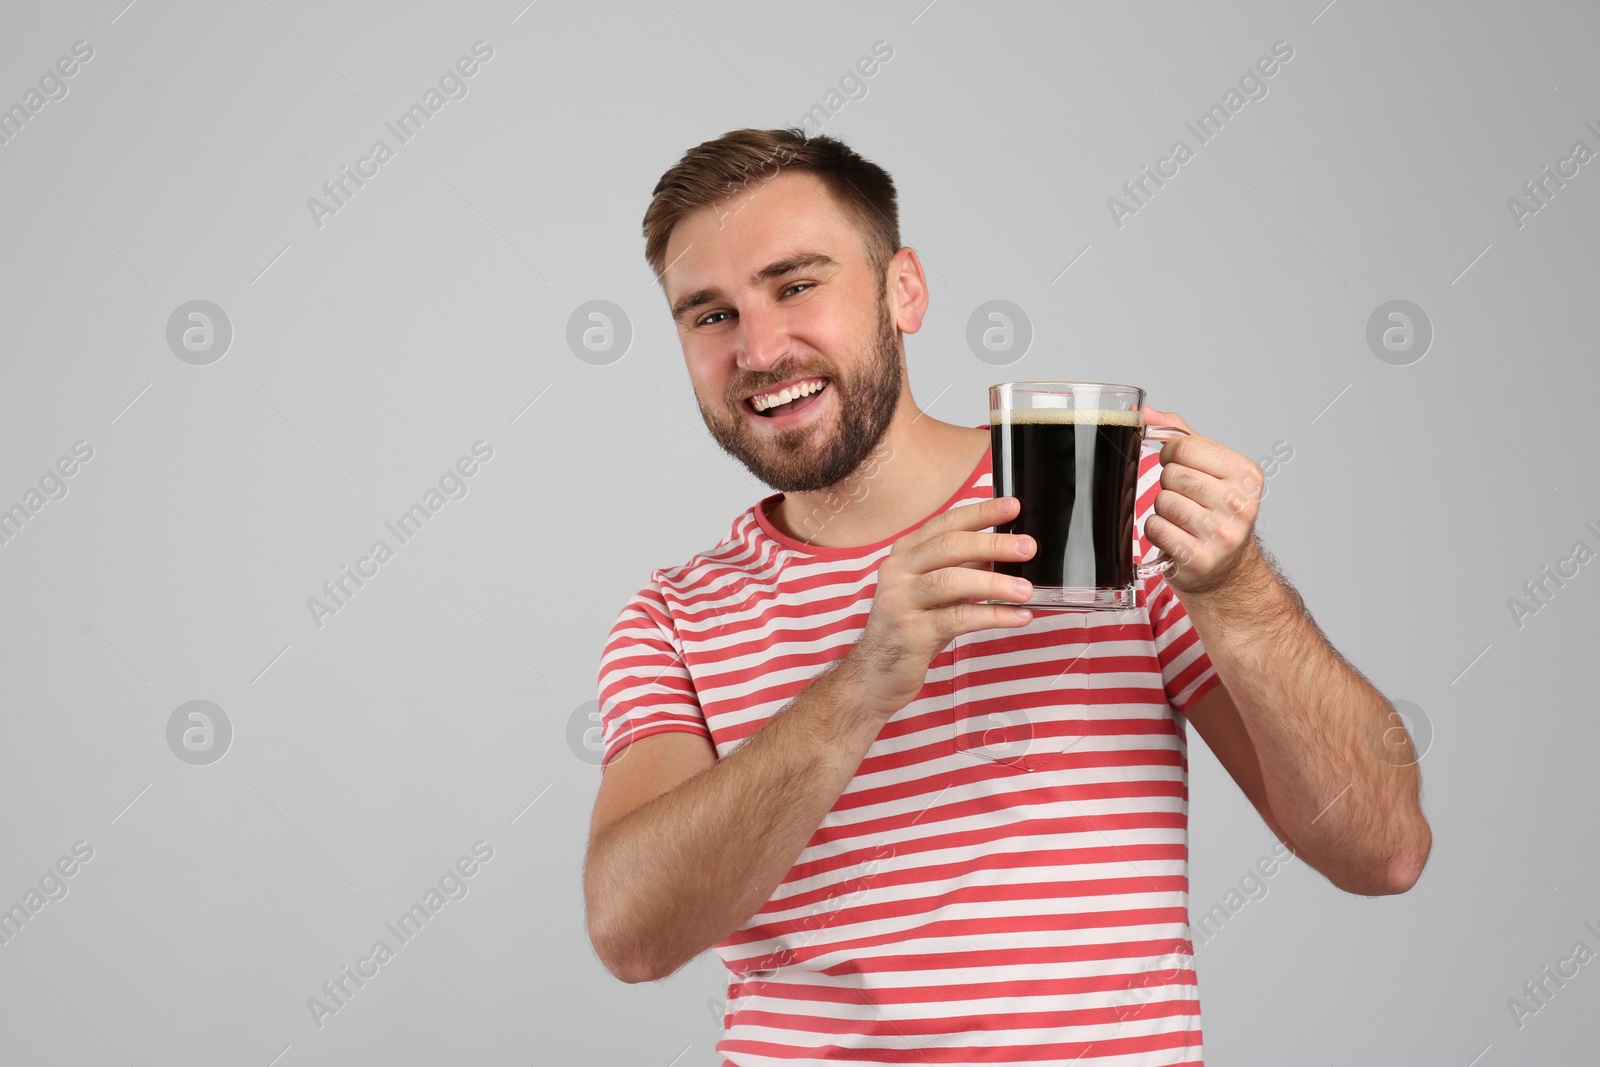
left=0, top=1, right=1595, bottom=1064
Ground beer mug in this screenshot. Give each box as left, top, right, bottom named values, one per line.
left=985, top=382, right=1190, bottom=611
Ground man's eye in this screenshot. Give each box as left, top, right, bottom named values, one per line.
left=694, top=284, right=810, bottom=326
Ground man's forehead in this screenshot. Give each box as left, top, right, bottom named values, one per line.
left=660, top=172, right=855, bottom=289
left=665, top=230, right=839, bottom=291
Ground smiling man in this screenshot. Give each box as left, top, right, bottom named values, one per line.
left=583, top=128, right=1432, bottom=1066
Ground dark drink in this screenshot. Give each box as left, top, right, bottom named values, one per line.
left=990, top=407, right=1143, bottom=591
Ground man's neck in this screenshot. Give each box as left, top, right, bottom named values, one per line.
left=767, top=408, right=990, bottom=549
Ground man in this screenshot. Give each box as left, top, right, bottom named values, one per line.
left=584, top=128, right=1431, bottom=1065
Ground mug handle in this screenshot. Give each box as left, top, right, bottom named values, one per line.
left=1135, top=424, right=1190, bottom=580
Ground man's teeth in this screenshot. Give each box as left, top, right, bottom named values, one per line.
left=753, top=380, right=825, bottom=412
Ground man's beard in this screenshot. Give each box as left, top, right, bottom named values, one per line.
left=698, top=291, right=903, bottom=494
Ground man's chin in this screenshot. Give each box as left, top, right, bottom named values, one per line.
left=740, top=451, right=833, bottom=495
left=705, top=382, right=888, bottom=494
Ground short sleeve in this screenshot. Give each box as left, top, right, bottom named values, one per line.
left=1134, top=447, right=1222, bottom=714
left=596, top=577, right=713, bottom=769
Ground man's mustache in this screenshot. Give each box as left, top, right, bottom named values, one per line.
left=733, top=369, right=836, bottom=404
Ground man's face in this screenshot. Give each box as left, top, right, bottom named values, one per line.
left=661, top=170, right=905, bottom=494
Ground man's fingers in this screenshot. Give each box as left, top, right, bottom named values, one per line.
left=933, top=600, right=1033, bottom=640
left=905, top=528, right=1034, bottom=576
left=1142, top=405, right=1195, bottom=436
left=907, top=495, right=1020, bottom=543
left=1158, top=463, right=1239, bottom=512
left=1153, top=488, right=1217, bottom=538
left=1157, top=458, right=1264, bottom=541
left=1159, top=435, right=1239, bottom=480
left=909, top=565, right=1031, bottom=612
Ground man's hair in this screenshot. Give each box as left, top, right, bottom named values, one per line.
left=642, top=127, right=900, bottom=285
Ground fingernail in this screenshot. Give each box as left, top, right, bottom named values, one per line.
left=1012, top=578, right=1032, bottom=597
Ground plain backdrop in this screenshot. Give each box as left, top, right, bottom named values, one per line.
left=0, top=1, right=1595, bottom=1064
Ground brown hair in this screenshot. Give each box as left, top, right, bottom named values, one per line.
left=642, top=127, right=900, bottom=285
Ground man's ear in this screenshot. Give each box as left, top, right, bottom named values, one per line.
left=887, top=247, right=929, bottom=335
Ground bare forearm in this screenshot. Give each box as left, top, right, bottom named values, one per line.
left=1179, top=541, right=1430, bottom=893
left=585, top=658, right=883, bottom=981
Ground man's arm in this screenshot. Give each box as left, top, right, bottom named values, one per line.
left=1182, top=683, right=1299, bottom=851
left=1140, top=406, right=1431, bottom=896
left=584, top=495, right=1038, bottom=983
left=1177, top=551, right=1431, bottom=895
left=584, top=655, right=884, bottom=983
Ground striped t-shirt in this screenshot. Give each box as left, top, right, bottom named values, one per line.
left=597, top=429, right=1221, bottom=1066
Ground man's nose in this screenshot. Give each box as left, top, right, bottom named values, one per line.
left=735, top=302, right=789, bottom=372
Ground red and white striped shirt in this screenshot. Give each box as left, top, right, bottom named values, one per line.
left=597, top=431, right=1221, bottom=1066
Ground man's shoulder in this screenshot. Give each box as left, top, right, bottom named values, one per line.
left=628, top=501, right=774, bottom=602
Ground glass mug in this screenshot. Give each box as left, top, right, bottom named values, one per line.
left=985, top=382, right=1189, bottom=611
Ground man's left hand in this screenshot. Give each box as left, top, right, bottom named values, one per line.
left=1141, top=405, right=1265, bottom=598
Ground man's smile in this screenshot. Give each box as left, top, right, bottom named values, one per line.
left=742, top=378, right=831, bottom=425
left=744, top=375, right=830, bottom=412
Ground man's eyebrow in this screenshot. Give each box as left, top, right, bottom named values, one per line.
left=669, top=252, right=838, bottom=323
left=751, top=252, right=836, bottom=285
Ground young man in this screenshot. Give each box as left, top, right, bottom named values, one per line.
left=584, top=128, right=1431, bottom=1065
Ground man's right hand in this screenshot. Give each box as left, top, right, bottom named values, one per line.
left=842, top=496, right=1037, bottom=721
